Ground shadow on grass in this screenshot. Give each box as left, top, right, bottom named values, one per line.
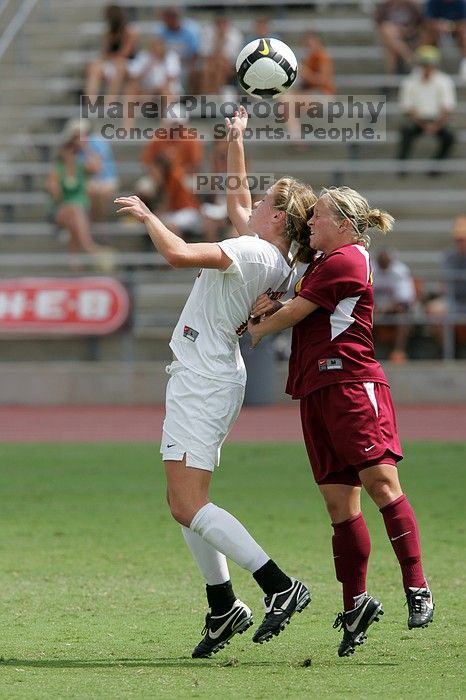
left=0, top=657, right=291, bottom=669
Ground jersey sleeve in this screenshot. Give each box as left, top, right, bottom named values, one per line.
left=217, top=236, right=263, bottom=276
left=299, top=251, right=367, bottom=312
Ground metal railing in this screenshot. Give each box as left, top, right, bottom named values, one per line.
left=0, top=0, right=39, bottom=64
left=0, top=259, right=464, bottom=362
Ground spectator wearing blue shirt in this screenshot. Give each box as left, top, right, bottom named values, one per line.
left=424, top=0, right=466, bottom=76
left=65, top=120, right=119, bottom=222
left=155, top=7, right=201, bottom=93
left=86, top=131, right=119, bottom=221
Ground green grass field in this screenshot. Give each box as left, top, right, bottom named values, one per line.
left=0, top=441, right=464, bottom=699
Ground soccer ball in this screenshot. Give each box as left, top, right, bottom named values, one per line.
left=236, top=38, right=298, bottom=99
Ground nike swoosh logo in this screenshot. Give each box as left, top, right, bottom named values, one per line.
left=208, top=607, right=245, bottom=640
left=364, top=445, right=376, bottom=452
left=265, top=583, right=298, bottom=614
left=258, top=38, right=270, bottom=56
left=346, top=599, right=372, bottom=633
left=166, top=444, right=176, bottom=448
left=391, top=530, right=411, bottom=541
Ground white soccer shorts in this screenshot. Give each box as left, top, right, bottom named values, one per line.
left=161, top=361, right=245, bottom=471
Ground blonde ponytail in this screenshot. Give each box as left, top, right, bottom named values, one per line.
left=367, top=208, right=394, bottom=234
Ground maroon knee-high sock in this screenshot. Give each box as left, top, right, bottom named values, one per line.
left=380, top=494, right=427, bottom=591
left=332, top=513, right=371, bottom=611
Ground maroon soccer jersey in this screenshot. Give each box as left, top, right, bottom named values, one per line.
left=286, top=244, right=389, bottom=398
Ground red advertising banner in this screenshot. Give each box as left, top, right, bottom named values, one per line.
left=0, top=278, right=130, bottom=335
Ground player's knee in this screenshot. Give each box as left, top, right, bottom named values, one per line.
left=325, top=498, right=354, bottom=523
left=168, top=503, right=191, bottom=527
left=167, top=498, right=195, bottom=527
left=366, top=478, right=397, bottom=506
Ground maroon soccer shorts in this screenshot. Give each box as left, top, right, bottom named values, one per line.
left=300, top=382, right=403, bottom=487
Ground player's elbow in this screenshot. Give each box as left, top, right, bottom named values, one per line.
left=165, top=249, right=191, bottom=268
left=161, top=238, right=190, bottom=267
left=165, top=251, right=184, bottom=268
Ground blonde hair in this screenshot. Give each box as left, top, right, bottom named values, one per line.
left=273, top=177, right=317, bottom=263
left=321, top=186, right=394, bottom=249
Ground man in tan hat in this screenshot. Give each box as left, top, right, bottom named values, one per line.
left=397, top=45, right=456, bottom=175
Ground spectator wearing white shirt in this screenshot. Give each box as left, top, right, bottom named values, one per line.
left=372, top=249, right=417, bottom=362
left=398, top=45, right=456, bottom=174
left=126, top=37, right=183, bottom=97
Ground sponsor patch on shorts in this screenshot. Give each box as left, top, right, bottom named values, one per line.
left=183, top=325, right=199, bottom=342
left=318, top=358, right=343, bottom=372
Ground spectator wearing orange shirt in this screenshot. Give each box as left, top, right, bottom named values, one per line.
left=135, top=154, right=202, bottom=240
left=299, top=31, right=336, bottom=96
left=140, top=128, right=204, bottom=176
left=282, top=32, right=335, bottom=143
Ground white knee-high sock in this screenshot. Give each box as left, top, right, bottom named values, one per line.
left=181, top=525, right=230, bottom=585
left=190, top=503, right=269, bottom=573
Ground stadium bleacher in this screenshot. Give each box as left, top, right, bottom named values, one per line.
left=0, top=0, right=465, bottom=364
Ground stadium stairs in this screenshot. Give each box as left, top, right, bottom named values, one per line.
left=0, top=0, right=465, bottom=395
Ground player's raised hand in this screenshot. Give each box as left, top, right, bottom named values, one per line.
left=225, top=105, right=249, bottom=141
left=114, top=195, right=152, bottom=222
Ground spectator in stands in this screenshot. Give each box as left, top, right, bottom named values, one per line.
left=140, top=113, right=204, bottom=176
left=445, top=216, right=466, bottom=314
left=281, top=32, right=335, bottom=144
left=398, top=44, right=456, bottom=175
left=423, top=0, right=466, bottom=77
left=126, top=37, right=183, bottom=99
left=86, top=133, right=118, bottom=222
left=135, top=154, right=202, bottom=240
left=155, top=7, right=201, bottom=93
left=63, top=120, right=118, bottom=222
left=198, top=140, right=235, bottom=242
left=425, top=216, right=466, bottom=354
left=85, top=4, right=139, bottom=97
left=47, top=129, right=113, bottom=268
left=375, top=0, right=424, bottom=74
left=123, top=37, right=183, bottom=130
left=199, top=13, right=243, bottom=96
left=372, top=249, right=417, bottom=362
left=298, top=31, right=336, bottom=95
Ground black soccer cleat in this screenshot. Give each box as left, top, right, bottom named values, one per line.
left=191, top=599, right=253, bottom=658
left=252, top=578, right=311, bottom=644
left=406, top=587, right=434, bottom=629
left=333, top=594, right=384, bottom=657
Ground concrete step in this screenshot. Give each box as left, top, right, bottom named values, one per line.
left=0, top=218, right=455, bottom=256
left=3, top=130, right=466, bottom=164
left=0, top=333, right=172, bottom=363
left=0, top=232, right=147, bottom=254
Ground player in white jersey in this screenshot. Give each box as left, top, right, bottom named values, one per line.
left=115, top=106, right=316, bottom=658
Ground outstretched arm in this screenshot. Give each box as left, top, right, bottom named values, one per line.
left=226, top=105, right=252, bottom=235
left=248, top=295, right=318, bottom=347
left=115, top=195, right=232, bottom=270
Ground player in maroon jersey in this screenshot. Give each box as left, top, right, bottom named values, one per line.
left=248, top=186, right=434, bottom=657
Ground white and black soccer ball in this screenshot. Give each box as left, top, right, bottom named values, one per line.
left=236, top=38, right=298, bottom=99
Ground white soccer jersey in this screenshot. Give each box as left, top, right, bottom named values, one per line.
left=169, top=235, right=294, bottom=385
